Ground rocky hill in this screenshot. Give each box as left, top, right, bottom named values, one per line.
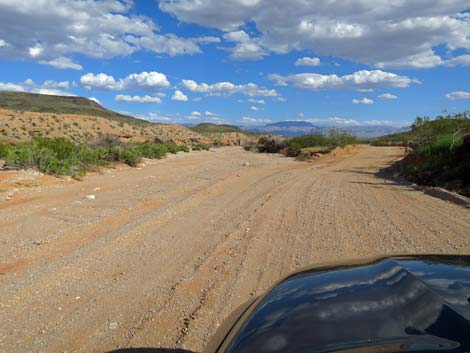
left=0, top=108, right=209, bottom=145
left=0, top=91, right=144, bottom=125
left=0, top=92, right=263, bottom=146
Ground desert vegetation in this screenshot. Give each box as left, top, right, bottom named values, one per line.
left=374, top=112, right=470, bottom=196
left=0, top=137, right=190, bottom=178
left=250, top=129, right=359, bottom=159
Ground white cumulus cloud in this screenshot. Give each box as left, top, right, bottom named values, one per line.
left=295, top=57, right=321, bottom=66
left=378, top=93, right=398, bottom=100
left=352, top=97, right=374, bottom=105
left=0, top=82, right=26, bottom=92
left=444, top=54, right=470, bottom=67
left=248, top=98, right=265, bottom=104
left=33, top=88, right=75, bottom=96
left=89, top=97, right=101, bottom=104
left=80, top=71, right=170, bottom=91
left=171, top=90, right=189, bottom=101
left=222, top=30, right=267, bottom=60
left=159, top=0, right=470, bottom=68
left=182, top=79, right=278, bottom=97
left=269, top=70, right=417, bottom=91
left=446, top=91, right=470, bottom=100
left=80, top=73, right=120, bottom=90
left=186, top=111, right=201, bottom=120
left=115, top=95, right=162, bottom=103
left=39, top=56, right=83, bottom=70
left=0, top=0, right=219, bottom=68
left=0, top=78, right=74, bottom=96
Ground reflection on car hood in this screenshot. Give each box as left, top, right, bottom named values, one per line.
left=226, top=255, right=470, bottom=353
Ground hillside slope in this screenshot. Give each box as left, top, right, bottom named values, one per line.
left=0, top=108, right=209, bottom=145
left=0, top=91, right=145, bottom=125
left=0, top=93, right=266, bottom=147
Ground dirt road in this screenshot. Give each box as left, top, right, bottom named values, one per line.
left=1, top=146, right=469, bottom=353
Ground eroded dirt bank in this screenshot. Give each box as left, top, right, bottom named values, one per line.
left=1, top=146, right=469, bottom=353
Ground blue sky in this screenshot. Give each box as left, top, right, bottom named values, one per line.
left=0, top=1, right=469, bottom=127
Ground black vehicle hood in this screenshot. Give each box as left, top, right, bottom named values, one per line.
left=225, top=255, right=470, bottom=353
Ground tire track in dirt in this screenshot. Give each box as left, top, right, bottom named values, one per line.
left=0, top=146, right=469, bottom=353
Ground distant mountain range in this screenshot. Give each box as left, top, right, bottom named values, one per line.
left=241, top=120, right=409, bottom=138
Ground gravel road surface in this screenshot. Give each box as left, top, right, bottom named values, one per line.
left=1, top=146, right=469, bottom=353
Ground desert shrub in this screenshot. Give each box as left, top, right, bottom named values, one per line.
left=0, top=141, right=8, bottom=158
left=290, top=134, right=328, bottom=149
left=295, top=151, right=311, bottom=161
left=115, top=147, right=140, bottom=167
left=134, top=142, right=167, bottom=159
left=5, top=144, right=37, bottom=169
left=371, top=131, right=414, bottom=146
left=164, top=141, right=189, bottom=154
left=192, top=143, right=210, bottom=151
left=88, top=135, right=122, bottom=149
left=285, top=142, right=302, bottom=157
left=256, top=132, right=357, bottom=157
left=327, top=129, right=358, bottom=147
left=164, top=141, right=179, bottom=154
left=177, top=144, right=190, bottom=153
left=256, top=137, right=289, bottom=153
left=4, top=139, right=87, bottom=178
left=243, top=142, right=256, bottom=151
left=1, top=137, right=208, bottom=177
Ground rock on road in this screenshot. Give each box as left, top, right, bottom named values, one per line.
left=1, top=146, right=469, bottom=353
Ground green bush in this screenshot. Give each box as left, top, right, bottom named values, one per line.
left=285, top=142, right=302, bottom=157
left=256, top=131, right=357, bottom=157
left=5, top=143, right=37, bottom=169
left=4, top=139, right=87, bottom=178
left=0, top=141, right=8, bottom=158
left=1, top=137, right=212, bottom=177
left=115, top=147, right=140, bottom=167
left=134, top=142, right=168, bottom=159
left=192, top=143, right=210, bottom=151
left=164, top=142, right=180, bottom=154
left=177, top=144, right=190, bottom=153
left=386, top=112, right=470, bottom=196
left=291, top=134, right=328, bottom=148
